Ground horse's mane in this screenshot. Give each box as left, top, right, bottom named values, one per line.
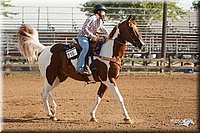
left=108, top=26, right=118, bottom=39
left=108, top=20, right=125, bottom=39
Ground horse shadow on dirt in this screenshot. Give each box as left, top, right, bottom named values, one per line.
left=2, top=117, right=81, bottom=124
left=2, top=117, right=52, bottom=123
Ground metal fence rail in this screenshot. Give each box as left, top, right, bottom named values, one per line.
left=1, top=31, right=199, bottom=57
left=1, top=6, right=199, bottom=72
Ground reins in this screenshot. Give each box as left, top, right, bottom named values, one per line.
left=92, top=21, right=137, bottom=68
left=124, top=20, right=142, bottom=49
left=96, top=39, right=124, bottom=68
left=97, top=55, right=122, bottom=68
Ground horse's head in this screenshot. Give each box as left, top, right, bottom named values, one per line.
left=118, top=15, right=144, bottom=50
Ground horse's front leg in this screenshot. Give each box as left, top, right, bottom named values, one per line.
left=90, top=83, right=107, bottom=122
left=103, top=79, right=132, bottom=124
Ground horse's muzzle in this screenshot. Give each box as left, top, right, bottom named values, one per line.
left=133, top=39, right=144, bottom=50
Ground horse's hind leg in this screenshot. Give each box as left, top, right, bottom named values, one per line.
left=41, top=78, right=60, bottom=121
left=41, top=81, right=53, bottom=118
left=48, top=93, right=57, bottom=117
left=90, top=83, right=107, bottom=122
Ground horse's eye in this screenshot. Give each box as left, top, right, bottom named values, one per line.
left=131, top=32, right=134, bottom=36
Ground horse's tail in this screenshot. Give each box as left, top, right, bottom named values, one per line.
left=17, top=24, right=46, bottom=63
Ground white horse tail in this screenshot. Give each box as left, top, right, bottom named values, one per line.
left=17, top=24, right=46, bottom=63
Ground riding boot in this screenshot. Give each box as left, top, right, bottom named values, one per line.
left=84, top=65, right=92, bottom=75
left=77, top=65, right=92, bottom=75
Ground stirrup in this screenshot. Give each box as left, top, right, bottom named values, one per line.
left=77, top=66, right=92, bottom=75
left=84, top=65, right=92, bottom=75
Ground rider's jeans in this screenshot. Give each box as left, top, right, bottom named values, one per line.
left=76, top=36, right=89, bottom=71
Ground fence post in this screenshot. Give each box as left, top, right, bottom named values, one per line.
left=161, top=0, right=167, bottom=73
left=72, top=7, right=74, bottom=31
left=198, top=1, right=200, bottom=59
left=149, top=37, right=152, bottom=56
left=37, top=7, right=40, bottom=30
left=168, top=55, right=172, bottom=73
left=176, top=38, right=178, bottom=56
left=47, top=7, right=49, bottom=30
left=22, top=7, right=24, bottom=23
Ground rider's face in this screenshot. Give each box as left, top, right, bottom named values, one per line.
left=98, top=10, right=106, bottom=19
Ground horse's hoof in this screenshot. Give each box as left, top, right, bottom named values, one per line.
left=50, top=107, right=56, bottom=116
left=90, top=118, right=98, bottom=123
left=124, top=118, right=133, bottom=124
left=50, top=116, right=58, bottom=121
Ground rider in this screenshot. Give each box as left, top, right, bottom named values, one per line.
left=76, top=3, right=109, bottom=75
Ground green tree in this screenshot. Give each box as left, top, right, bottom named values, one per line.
left=192, top=0, right=200, bottom=10
left=81, top=0, right=186, bottom=22
left=0, top=0, right=17, bottom=17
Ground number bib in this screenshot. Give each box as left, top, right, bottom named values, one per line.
left=66, top=47, right=78, bottom=59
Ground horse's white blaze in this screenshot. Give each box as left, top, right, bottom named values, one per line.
left=140, top=39, right=145, bottom=46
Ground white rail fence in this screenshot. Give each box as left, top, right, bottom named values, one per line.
left=1, top=6, right=199, bottom=72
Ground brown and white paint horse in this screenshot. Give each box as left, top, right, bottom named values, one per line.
left=17, top=15, right=144, bottom=124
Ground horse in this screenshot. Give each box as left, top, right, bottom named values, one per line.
left=17, top=15, right=144, bottom=124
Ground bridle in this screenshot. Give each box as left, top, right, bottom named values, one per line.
left=124, top=20, right=141, bottom=49
left=111, top=20, right=139, bottom=47
left=98, top=20, right=141, bottom=67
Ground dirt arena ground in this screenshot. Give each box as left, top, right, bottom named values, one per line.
left=2, top=72, right=199, bottom=132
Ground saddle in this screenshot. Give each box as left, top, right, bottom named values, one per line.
left=74, top=38, right=104, bottom=55
left=64, top=37, right=106, bottom=79
left=64, top=37, right=106, bottom=60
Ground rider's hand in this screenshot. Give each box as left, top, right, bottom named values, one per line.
left=103, top=35, right=109, bottom=42
left=94, top=35, right=100, bottom=42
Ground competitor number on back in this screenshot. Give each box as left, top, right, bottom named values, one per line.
left=66, top=47, right=78, bottom=59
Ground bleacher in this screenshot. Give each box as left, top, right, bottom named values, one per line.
left=1, top=6, right=199, bottom=72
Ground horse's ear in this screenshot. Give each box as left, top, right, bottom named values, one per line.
left=131, top=16, right=137, bottom=21
left=127, top=15, right=131, bottom=21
